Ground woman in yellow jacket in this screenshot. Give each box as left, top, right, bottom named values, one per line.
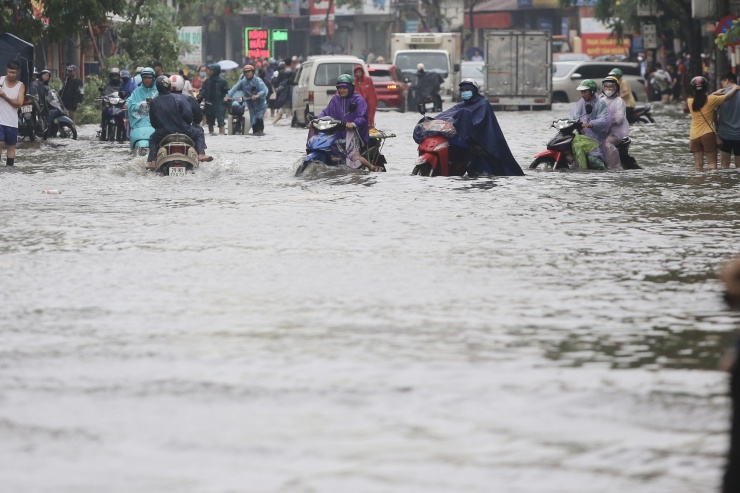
left=688, top=75, right=739, bottom=170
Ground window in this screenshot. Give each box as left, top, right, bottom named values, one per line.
left=369, top=69, right=392, bottom=81
left=314, top=63, right=358, bottom=86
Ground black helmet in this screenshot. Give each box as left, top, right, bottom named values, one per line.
left=155, top=75, right=171, bottom=94
left=690, top=76, right=708, bottom=92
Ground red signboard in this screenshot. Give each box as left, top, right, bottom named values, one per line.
left=246, top=29, right=270, bottom=59
left=310, top=0, right=334, bottom=36
left=464, top=13, right=512, bottom=29
left=581, top=33, right=630, bottom=58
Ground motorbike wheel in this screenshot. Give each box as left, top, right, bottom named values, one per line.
left=412, top=164, right=433, bottom=176
left=639, top=115, right=655, bottom=124
left=27, top=127, right=36, bottom=142
left=107, top=124, right=116, bottom=142
left=58, top=123, right=77, bottom=140
left=529, top=157, right=557, bottom=170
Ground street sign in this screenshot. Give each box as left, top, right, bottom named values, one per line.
left=642, top=23, right=657, bottom=49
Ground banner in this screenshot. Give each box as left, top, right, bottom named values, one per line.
left=178, top=26, right=202, bottom=66
left=310, top=0, right=334, bottom=36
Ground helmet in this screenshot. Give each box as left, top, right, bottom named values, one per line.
left=608, top=68, right=623, bottom=79
left=109, top=67, right=120, bottom=76
left=40, top=69, right=50, bottom=76
left=169, top=74, right=185, bottom=92
left=66, top=64, right=76, bottom=72
left=459, top=78, right=480, bottom=92
left=243, top=64, right=255, bottom=72
left=576, top=79, right=598, bottom=92
left=417, top=63, right=425, bottom=71
left=690, top=76, right=708, bottom=92
left=140, top=67, right=155, bottom=79
left=155, top=75, right=171, bottom=94
left=121, top=69, right=131, bottom=79
left=602, top=76, right=619, bottom=89
left=336, top=74, right=354, bottom=86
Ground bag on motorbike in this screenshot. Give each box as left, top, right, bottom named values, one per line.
left=572, top=134, right=600, bottom=170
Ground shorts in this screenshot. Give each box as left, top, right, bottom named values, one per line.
left=0, top=124, right=18, bottom=145
left=689, top=133, right=718, bottom=153
left=719, top=138, right=740, bottom=156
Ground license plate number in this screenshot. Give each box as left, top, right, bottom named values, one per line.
left=21, top=105, right=32, bottom=113
left=169, top=166, right=186, bottom=177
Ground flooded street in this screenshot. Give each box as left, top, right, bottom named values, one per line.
left=1, top=103, right=739, bottom=492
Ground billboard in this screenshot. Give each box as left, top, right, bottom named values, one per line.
left=178, top=26, right=202, bottom=66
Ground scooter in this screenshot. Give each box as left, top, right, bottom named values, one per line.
left=411, top=104, right=479, bottom=177
left=530, top=119, right=640, bottom=170
left=42, top=88, right=77, bottom=140
left=227, top=97, right=246, bottom=135
left=17, top=93, right=41, bottom=142
left=152, top=133, right=199, bottom=177
left=627, top=104, right=655, bottom=124
left=295, top=104, right=393, bottom=176
left=128, top=99, right=154, bottom=156
left=97, top=93, right=126, bottom=142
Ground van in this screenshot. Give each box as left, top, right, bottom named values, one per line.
left=552, top=61, right=646, bottom=103
left=290, top=55, right=368, bottom=127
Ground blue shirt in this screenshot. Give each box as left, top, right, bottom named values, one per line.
left=718, top=86, right=740, bottom=141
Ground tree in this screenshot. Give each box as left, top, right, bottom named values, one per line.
left=117, top=0, right=184, bottom=69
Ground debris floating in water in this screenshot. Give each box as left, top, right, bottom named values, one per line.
left=42, top=189, right=61, bottom=195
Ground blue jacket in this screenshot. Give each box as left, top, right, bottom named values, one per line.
left=150, top=92, right=192, bottom=134
left=228, top=75, right=268, bottom=119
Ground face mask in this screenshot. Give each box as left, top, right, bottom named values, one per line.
left=603, top=89, right=616, bottom=98
left=199, top=72, right=206, bottom=77
left=461, top=90, right=473, bottom=100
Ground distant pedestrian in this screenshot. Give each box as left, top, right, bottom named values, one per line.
left=717, top=72, right=740, bottom=169
left=199, top=63, right=228, bottom=135
left=0, top=60, right=26, bottom=167
left=687, top=75, right=739, bottom=170
left=653, top=63, right=672, bottom=103
left=60, top=65, right=84, bottom=123
left=354, top=64, right=378, bottom=127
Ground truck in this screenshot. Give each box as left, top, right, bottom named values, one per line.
left=484, top=30, right=552, bottom=111
left=390, top=32, right=461, bottom=101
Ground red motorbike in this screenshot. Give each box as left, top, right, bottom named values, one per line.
left=411, top=118, right=469, bottom=177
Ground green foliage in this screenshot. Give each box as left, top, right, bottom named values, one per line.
left=717, top=20, right=740, bottom=50
left=119, top=0, right=184, bottom=70
left=102, top=54, right=134, bottom=74
left=75, top=75, right=105, bottom=125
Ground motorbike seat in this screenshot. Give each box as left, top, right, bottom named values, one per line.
left=159, top=133, right=195, bottom=147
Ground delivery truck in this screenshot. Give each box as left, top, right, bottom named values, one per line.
left=391, top=32, right=461, bottom=101
left=484, top=30, right=552, bottom=110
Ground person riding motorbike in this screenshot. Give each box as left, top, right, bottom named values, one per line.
left=608, top=68, right=636, bottom=123
left=170, top=73, right=207, bottom=155
left=224, top=64, right=268, bottom=135
left=416, top=78, right=523, bottom=176
left=101, top=68, right=122, bottom=96
left=126, top=67, right=158, bottom=141
left=29, top=68, right=48, bottom=101
left=411, top=63, right=443, bottom=111
left=312, top=74, right=381, bottom=172
left=147, top=76, right=211, bottom=169
left=567, top=79, right=609, bottom=170
left=599, top=75, right=630, bottom=170
left=119, top=69, right=137, bottom=99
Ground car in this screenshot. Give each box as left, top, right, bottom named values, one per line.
left=460, top=60, right=485, bottom=93
left=553, top=52, right=592, bottom=62
left=552, top=61, right=646, bottom=103
left=367, top=63, right=408, bottom=112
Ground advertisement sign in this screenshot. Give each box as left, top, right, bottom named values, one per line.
left=310, top=0, right=335, bottom=36
left=244, top=29, right=291, bottom=59
left=581, top=33, right=630, bottom=57
left=178, top=26, right=202, bottom=66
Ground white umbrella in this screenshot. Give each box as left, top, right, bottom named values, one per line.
left=217, top=60, right=239, bottom=70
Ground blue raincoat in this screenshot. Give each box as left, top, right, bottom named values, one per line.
left=227, top=75, right=268, bottom=130
left=425, top=93, right=523, bottom=176
left=126, top=82, right=158, bottom=131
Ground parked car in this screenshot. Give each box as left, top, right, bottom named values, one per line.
left=367, top=63, right=408, bottom=112
left=460, top=60, right=485, bottom=93
left=553, top=52, right=592, bottom=62
left=291, top=55, right=368, bottom=127
left=552, top=61, right=646, bottom=103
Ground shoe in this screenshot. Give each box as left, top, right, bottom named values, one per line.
left=198, top=154, right=213, bottom=162
left=146, top=161, right=156, bottom=170
left=253, top=131, right=265, bottom=136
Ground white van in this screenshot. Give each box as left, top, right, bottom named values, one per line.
left=291, top=55, right=368, bottom=127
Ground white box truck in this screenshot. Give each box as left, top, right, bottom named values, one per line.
left=390, top=33, right=461, bottom=101
left=484, top=30, right=552, bottom=110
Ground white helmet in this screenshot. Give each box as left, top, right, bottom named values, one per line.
left=459, top=78, right=480, bottom=91
left=417, top=63, right=425, bottom=71
left=169, top=74, right=185, bottom=92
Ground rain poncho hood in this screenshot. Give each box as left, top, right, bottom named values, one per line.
left=417, top=93, right=523, bottom=176
left=568, top=96, right=609, bottom=143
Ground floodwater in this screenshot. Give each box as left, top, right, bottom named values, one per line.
left=1, top=102, right=739, bottom=493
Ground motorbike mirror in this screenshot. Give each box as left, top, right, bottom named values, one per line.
left=418, top=103, right=426, bottom=115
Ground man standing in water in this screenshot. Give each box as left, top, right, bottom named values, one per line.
left=0, top=61, right=26, bottom=167
left=717, top=73, right=740, bottom=169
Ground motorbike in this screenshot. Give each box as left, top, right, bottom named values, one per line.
left=17, top=93, right=42, bottom=142
left=295, top=104, right=393, bottom=176
left=227, top=97, right=246, bottom=135
left=128, top=99, right=154, bottom=156
left=97, top=92, right=127, bottom=142
left=152, top=133, right=199, bottom=177
left=529, top=119, right=640, bottom=171
left=41, top=88, right=77, bottom=140
left=411, top=117, right=467, bottom=177
left=627, top=104, right=655, bottom=124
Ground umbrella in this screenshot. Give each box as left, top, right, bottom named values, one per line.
left=217, top=60, right=239, bottom=71
left=0, top=33, right=34, bottom=88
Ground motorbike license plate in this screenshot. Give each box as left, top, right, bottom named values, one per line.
left=21, top=105, right=32, bottom=114
left=424, top=102, right=435, bottom=111
left=169, top=166, right=186, bottom=177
